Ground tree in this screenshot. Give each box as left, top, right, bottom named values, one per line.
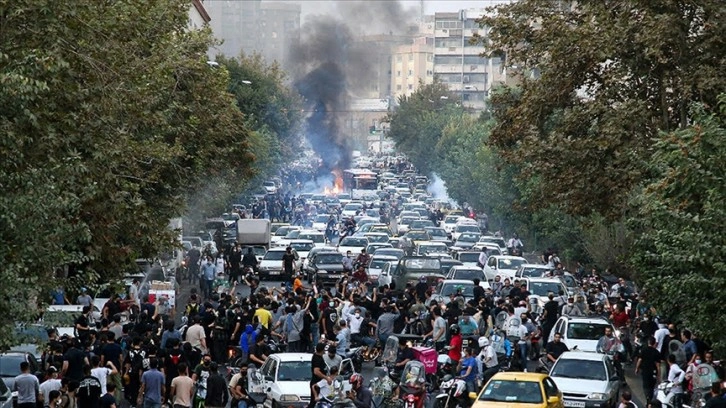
left=478, top=0, right=726, bottom=218
left=0, top=0, right=254, bottom=348
left=386, top=82, right=460, bottom=174
left=629, top=97, right=726, bottom=353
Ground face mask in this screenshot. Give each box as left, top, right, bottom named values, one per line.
left=355, top=313, right=360, bottom=318
left=203, top=361, right=210, bottom=366
left=695, top=360, right=702, bottom=365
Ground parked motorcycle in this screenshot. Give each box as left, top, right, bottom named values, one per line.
left=436, top=375, right=470, bottom=408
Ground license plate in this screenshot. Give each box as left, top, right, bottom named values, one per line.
left=564, top=400, right=586, bottom=408
left=268, top=271, right=280, bottom=275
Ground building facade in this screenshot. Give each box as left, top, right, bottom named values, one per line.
left=391, top=37, right=434, bottom=100
left=189, top=0, right=210, bottom=30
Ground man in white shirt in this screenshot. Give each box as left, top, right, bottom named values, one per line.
left=667, top=354, right=686, bottom=408
left=347, top=307, right=375, bottom=347
left=654, top=323, right=670, bottom=351
left=477, top=248, right=488, bottom=268
left=478, top=337, right=499, bottom=387
left=39, top=367, right=62, bottom=407
left=90, top=355, right=117, bottom=395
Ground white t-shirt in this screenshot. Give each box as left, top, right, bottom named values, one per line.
left=315, top=378, right=340, bottom=400
left=517, top=325, right=529, bottom=345
left=91, top=367, right=112, bottom=394
left=39, top=379, right=62, bottom=406
left=668, top=363, right=686, bottom=394
left=129, top=284, right=140, bottom=306
left=215, top=258, right=225, bottom=274
left=654, top=327, right=670, bottom=351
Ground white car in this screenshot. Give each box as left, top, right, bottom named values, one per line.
left=442, top=215, right=460, bottom=235
left=42, top=305, right=103, bottom=337
left=367, top=255, right=398, bottom=284
left=548, top=315, right=616, bottom=353
left=289, top=239, right=314, bottom=261
left=259, top=247, right=300, bottom=279
left=453, top=251, right=484, bottom=268
left=522, top=277, right=569, bottom=316
left=444, top=266, right=489, bottom=286
left=262, top=181, right=277, bottom=194
left=377, top=261, right=399, bottom=287
left=451, top=223, right=480, bottom=242
left=482, top=255, right=527, bottom=281
left=337, top=236, right=369, bottom=256
left=515, top=264, right=555, bottom=278
left=478, top=235, right=508, bottom=254
left=342, top=202, right=364, bottom=217
left=247, top=353, right=356, bottom=408
left=271, top=226, right=301, bottom=247
left=276, top=229, right=302, bottom=248
left=311, top=214, right=332, bottom=232
left=297, top=230, right=327, bottom=247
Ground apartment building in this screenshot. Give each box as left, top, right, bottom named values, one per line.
left=391, top=37, right=434, bottom=100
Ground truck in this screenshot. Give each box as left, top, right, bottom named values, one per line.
left=237, top=219, right=272, bottom=248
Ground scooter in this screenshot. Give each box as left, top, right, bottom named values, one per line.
left=655, top=382, right=678, bottom=408
left=436, top=376, right=469, bottom=408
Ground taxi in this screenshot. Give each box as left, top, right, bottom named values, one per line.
left=472, top=372, right=564, bottom=408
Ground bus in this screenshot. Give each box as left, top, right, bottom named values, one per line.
left=342, top=168, right=378, bottom=199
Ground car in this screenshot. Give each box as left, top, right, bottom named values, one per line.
left=478, top=235, right=508, bottom=253
left=442, top=215, right=460, bottom=235
left=414, top=241, right=449, bottom=257
left=42, top=305, right=102, bottom=337
left=289, top=239, right=315, bottom=261
left=259, top=247, right=298, bottom=279
left=548, top=316, right=616, bottom=353
left=300, top=246, right=338, bottom=274
left=400, top=230, right=431, bottom=254
left=262, top=181, right=277, bottom=194
left=454, top=232, right=481, bottom=249
left=247, top=353, right=313, bottom=408
left=474, top=372, right=563, bottom=408
left=376, top=261, right=400, bottom=288
left=452, top=223, right=481, bottom=242
left=558, top=272, right=581, bottom=297
left=373, top=248, right=405, bottom=260
left=273, top=227, right=302, bottom=247
left=523, top=277, right=570, bottom=316
left=337, top=236, right=369, bottom=256
left=310, top=194, right=326, bottom=206
left=445, top=266, right=489, bottom=286
left=438, top=258, right=463, bottom=275
left=409, top=219, right=435, bottom=230
left=453, top=251, right=484, bottom=268
left=270, top=225, right=302, bottom=246
left=306, top=251, right=346, bottom=285
left=241, top=245, right=268, bottom=263
left=270, top=223, right=289, bottom=234
left=397, top=216, right=418, bottom=235
left=342, top=202, right=364, bottom=217
left=363, top=232, right=390, bottom=243
left=0, top=351, right=40, bottom=395
left=471, top=243, right=503, bottom=256
left=424, top=227, right=451, bottom=245
left=311, top=214, right=333, bottom=232
left=367, top=255, right=398, bottom=284
left=483, top=255, right=528, bottom=281
left=515, top=264, right=555, bottom=279
left=390, top=256, right=444, bottom=290
left=365, top=243, right=392, bottom=254
left=0, top=377, right=12, bottom=408
left=549, top=351, right=621, bottom=408
left=337, top=193, right=352, bottom=206
left=297, top=230, right=326, bottom=247
left=431, top=279, right=477, bottom=305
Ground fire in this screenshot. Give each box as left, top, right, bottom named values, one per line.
left=323, top=169, right=344, bottom=196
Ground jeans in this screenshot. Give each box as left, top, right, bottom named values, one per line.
left=237, top=401, right=248, bottom=408
left=519, top=343, right=528, bottom=369
left=311, top=323, right=319, bottom=352
left=143, top=401, right=162, bottom=408
left=352, top=333, right=376, bottom=347
left=379, top=333, right=390, bottom=345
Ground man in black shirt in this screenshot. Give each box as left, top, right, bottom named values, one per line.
left=62, top=339, right=89, bottom=382
left=77, top=365, right=102, bottom=408
left=309, top=343, right=330, bottom=408
left=472, top=279, right=485, bottom=302
left=248, top=336, right=268, bottom=368
left=241, top=247, right=257, bottom=271
left=545, top=333, right=569, bottom=363
left=395, top=338, right=415, bottom=369
left=282, top=247, right=297, bottom=278
left=541, top=293, right=559, bottom=347
left=635, top=336, right=662, bottom=404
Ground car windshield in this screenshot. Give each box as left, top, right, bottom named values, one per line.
left=426, top=228, right=446, bottom=237
left=277, top=361, right=311, bottom=381
left=497, top=258, right=526, bottom=270
left=299, top=234, right=324, bottom=243
left=366, top=235, right=389, bottom=243
left=478, top=380, right=543, bottom=403
left=552, top=359, right=607, bottom=381
left=0, top=355, right=25, bottom=377
left=528, top=281, right=564, bottom=296
left=264, top=251, right=286, bottom=261
left=406, top=232, right=430, bottom=240
left=419, top=245, right=447, bottom=254
left=375, top=249, right=404, bottom=259
left=401, top=217, right=417, bottom=224
left=458, top=233, right=481, bottom=242
left=42, top=311, right=80, bottom=328
left=344, top=203, right=363, bottom=211
left=243, top=247, right=266, bottom=256
left=445, top=216, right=458, bottom=223
left=290, top=242, right=314, bottom=252
left=316, top=254, right=343, bottom=264
left=520, top=266, right=550, bottom=277
left=314, top=215, right=330, bottom=223
left=456, top=225, right=479, bottom=233
left=411, top=220, right=434, bottom=228
left=402, top=258, right=440, bottom=270
left=452, top=269, right=485, bottom=281
left=370, top=226, right=390, bottom=234
left=567, top=323, right=610, bottom=340
left=369, top=258, right=391, bottom=269
left=284, top=230, right=301, bottom=239
left=458, top=253, right=480, bottom=263
left=440, top=284, right=475, bottom=297
left=480, top=237, right=506, bottom=247
left=340, top=238, right=368, bottom=247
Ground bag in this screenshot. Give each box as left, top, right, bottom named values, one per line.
left=128, top=349, right=147, bottom=374
left=505, top=316, right=522, bottom=342
left=185, top=302, right=199, bottom=317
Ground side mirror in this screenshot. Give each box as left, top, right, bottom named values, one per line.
left=469, top=392, right=478, bottom=401
left=547, top=396, right=561, bottom=404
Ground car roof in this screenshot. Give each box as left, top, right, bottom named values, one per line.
left=289, top=239, right=314, bottom=244
left=270, top=352, right=314, bottom=362
left=525, top=277, right=563, bottom=283
left=491, top=255, right=526, bottom=260
left=560, top=315, right=612, bottom=324
left=450, top=265, right=482, bottom=271
left=371, top=255, right=398, bottom=260
left=519, top=264, right=552, bottom=269
left=489, top=372, right=549, bottom=382
left=556, top=351, right=609, bottom=362
left=441, top=279, right=476, bottom=285
left=267, top=247, right=288, bottom=252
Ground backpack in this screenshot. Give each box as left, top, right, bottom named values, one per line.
left=505, top=316, right=522, bottom=342
left=128, top=348, right=147, bottom=374
left=185, top=302, right=199, bottom=317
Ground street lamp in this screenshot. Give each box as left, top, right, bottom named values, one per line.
left=241, top=80, right=252, bottom=85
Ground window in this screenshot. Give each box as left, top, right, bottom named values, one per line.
left=396, top=55, right=402, bottom=62
left=543, top=377, right=559, bottom=397
left=435, top=56, right=462, bottom=65
left=408, top=54, right=414, bottom=61
left=396, top=85, right=402, bottom=91
left=408, top=84, right=413, bottom=90
left=408, top=69, right=413, bottom=76
left=396, top=70, right=401, bottom=77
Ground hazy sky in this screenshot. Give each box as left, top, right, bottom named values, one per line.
left=296, top=0, right=512, bottom=19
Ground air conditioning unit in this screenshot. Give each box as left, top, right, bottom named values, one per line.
left=463, top=76, right=470, bottom=83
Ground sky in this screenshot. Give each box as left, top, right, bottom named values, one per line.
left=296, top=0, right=513, bottom=19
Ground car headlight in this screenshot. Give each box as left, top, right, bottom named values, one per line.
left=280, top=394, right=301, bottom=402
left=317, top=270, right=327, bottom=274
left=587, top=393, right=608, bottom=400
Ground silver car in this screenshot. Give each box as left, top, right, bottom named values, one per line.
left=549, top=351, right=621, bottom=408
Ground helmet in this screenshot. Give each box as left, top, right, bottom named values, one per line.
left=349, top=373, right=363, bottom=387
left=442, top=374, right=454, bottom=382
left=449, top=324, right=460, bottom=335
left=478, top=337, right=490, bottom=348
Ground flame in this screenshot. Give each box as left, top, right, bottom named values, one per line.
left=323, top=169, right=344, bottom=196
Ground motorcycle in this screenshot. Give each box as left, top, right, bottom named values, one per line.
left=436, top=375, right=469, bottom=408
left=399, top=361, right=428, bottom=408
left=315, top=376, right=355, bottom=408
left=370, top=367, right=398, bottom=408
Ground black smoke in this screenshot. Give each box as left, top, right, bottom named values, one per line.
left=289, top=1, right=416, bottom=172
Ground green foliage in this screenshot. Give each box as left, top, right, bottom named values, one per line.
left=0, top=0, right=254, bottom=348
left=386, top=82, right=461, bottom=174
left=629, top=96, right=726, bottom=353
left=478, top=0, right=726, bottom=218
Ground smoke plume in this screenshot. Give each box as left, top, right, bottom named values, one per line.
left=289, top=1, right=416, bottom=172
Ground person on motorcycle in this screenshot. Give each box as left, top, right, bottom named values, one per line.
left=352, top=266, right=368, bottom=284
left=323, top=345, right=343, bottom=373
left=395, top=337, right=415, bottom=370
left=545, top=333, right=569, bottom=363
left=354, top=249, right=371, bottom=269
left=312, top=365, right=343, bottom=403
left=446, top=324, right=463, bottom=372
left=458, top=314, right=478, bottom=336
left=342, top=251, right=354, bottom=273
left=348, top=374, right=372, bottom=408
left=457, top=347, right=478, bottom=405
left=507, top=233, right=523, bottom=255
left=478, top=337, right=499, bottom=387
left=242, top=247, right=258, bottom=273
left=597, top=326, right=624, bottom=355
